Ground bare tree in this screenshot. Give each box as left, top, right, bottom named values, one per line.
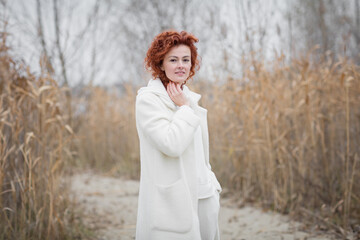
left=53, top=0, right=68, bottom=86
left=289, top=0, right=359, bottom=62
left=36, top=0, right=54, bottom=74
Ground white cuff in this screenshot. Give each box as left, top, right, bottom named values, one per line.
left=175, top=105, right=200, bottom=128
left=178, top=104, right=194, bottom=113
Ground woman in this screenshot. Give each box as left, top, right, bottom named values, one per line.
left=135, top=30, right=222, bottom=240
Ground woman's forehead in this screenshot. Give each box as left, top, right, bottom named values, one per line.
left=166, top=45, right=191, bottom=57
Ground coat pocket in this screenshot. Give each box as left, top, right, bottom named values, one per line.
left=153, top=178, right=193, bottom=233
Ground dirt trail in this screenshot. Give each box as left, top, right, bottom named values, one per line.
left=70, top=172, right=334, bottom=240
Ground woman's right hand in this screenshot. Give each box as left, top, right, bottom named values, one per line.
left=166, top=81, right=190, bottom=107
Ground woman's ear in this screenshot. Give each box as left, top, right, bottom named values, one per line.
left=160, top=64, right=164, bottom=71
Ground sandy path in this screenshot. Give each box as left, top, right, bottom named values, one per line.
left=70, top=172, right=334, bottom=240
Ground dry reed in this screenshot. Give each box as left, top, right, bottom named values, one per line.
left=198, top=53, right=360, bottom=236
left=72, top=84, right=139, bottom=178
left=0, top=36, right=77, bottom=239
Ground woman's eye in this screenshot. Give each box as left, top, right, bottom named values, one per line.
left=183, top=59, right=190, bottom=62
left=170, top=59, right=176, bottom=62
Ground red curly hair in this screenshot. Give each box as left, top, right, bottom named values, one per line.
left=145, top=30, right=200, bottom=87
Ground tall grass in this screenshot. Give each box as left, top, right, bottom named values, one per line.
left=0, top=37, right=76, bottom=239
left=72, top=84, right=139, bottom=177
left=74, top=52, right=359, bottom=236
left=199, top=54, right=360, bottom=235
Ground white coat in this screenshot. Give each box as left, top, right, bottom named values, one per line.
left=135, top=78, right=221, bottom=240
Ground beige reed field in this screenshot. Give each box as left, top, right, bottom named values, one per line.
left=1, top=33, right=359, bottom=239
left=200, top=54, right=360, bottom=234
left=0, top=40, right=78, bottom=239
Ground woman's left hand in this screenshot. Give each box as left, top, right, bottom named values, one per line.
left=166, top=81, right=190, bottom=107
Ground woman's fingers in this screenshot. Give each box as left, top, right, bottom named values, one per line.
left=168, top=82, right=173, bottom=94
left=175, top=83, right=182, bottom=93
left=167, top=81, right=188, bottom=106
left=167, top=82, right=174, bottom=96
left=167, top=82, right=176, bottom=101
left=166, top=84, right=170, bottom=95
left=168, top=82, right=178, bottom=96
left=172, top=82, right=182, bottom=96
left=170, top=82, right=177, bottom=95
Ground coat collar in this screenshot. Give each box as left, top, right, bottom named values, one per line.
left=137, top=78, right=201, bottom=110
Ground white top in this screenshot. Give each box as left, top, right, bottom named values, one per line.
left=194, top=126, right=216, bottom=199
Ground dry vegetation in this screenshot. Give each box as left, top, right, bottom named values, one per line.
left=199, top=53, right=360, bottom=236
left=74, top=52, right=359, bottom=237
left=72, top=84, right=139, bottom=178
left=0, top=37, right=79, bottom=239
left=1, top=29, right=359, bottom=238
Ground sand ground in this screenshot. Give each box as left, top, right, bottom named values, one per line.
left=70, top=172, right=336, bottom=240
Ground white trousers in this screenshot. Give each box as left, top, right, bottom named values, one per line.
left=198, top=191, right=220, bottom=240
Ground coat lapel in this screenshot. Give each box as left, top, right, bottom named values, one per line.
left=184, top=87, right=210, bottom=165
left=139, top=79, right=177, bottom=110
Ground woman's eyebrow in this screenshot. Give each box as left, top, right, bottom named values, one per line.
left=167, top=55, right=191, bottom=58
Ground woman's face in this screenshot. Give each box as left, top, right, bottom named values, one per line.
left=161, top=44, right=191, bottom=84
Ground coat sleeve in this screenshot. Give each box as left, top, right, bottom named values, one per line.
left=136, top=93, right=200, bottom=157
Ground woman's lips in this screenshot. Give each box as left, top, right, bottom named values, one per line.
left=175, top=71, right=185, bottom=75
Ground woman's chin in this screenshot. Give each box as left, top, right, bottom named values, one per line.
left=170, top=78, right=187, bottom=84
